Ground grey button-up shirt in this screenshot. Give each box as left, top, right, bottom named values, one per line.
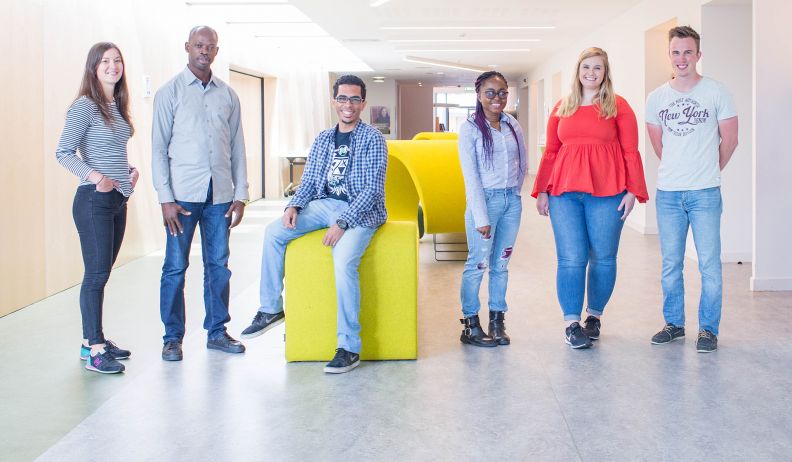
left=152, top=67, right=249, bottom=204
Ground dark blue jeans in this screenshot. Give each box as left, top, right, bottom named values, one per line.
left=160, top=183, right=232, bottom=342
left=73, top=185, right=128, bottom=345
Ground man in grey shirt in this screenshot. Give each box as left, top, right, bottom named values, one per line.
left=152, top=25, right=249, bottom=361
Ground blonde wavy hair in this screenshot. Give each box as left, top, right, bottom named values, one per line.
left=556, top=47, right=617, bottom=119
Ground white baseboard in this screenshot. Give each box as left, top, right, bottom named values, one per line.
left=722, top=252, right=752, bottom=263
left=750, top=277, right=792, bottom=291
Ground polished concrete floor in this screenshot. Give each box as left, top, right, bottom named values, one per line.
left=2, top=198, right=791, bottom=461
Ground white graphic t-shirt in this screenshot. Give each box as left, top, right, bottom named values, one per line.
left=646, top=77, right=736, bottom=191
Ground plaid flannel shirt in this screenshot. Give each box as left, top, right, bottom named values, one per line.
left=288, top=121, right=388, bottom=228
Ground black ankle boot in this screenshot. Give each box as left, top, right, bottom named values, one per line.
left=460, top=315, right=497, bottom=347
left=488, top=311, right=510, bottom=345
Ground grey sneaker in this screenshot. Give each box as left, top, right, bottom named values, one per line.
left=651, top=323, right=686, bottom=345
left=582, top=315, right=601, bottom=340
left=696, top=330, right=718, bottom=353
left=324, top=348, right=360, bottom=374
left=241, top=311, right=285, bottom=339
left=565, top=322, right=592, bottom=349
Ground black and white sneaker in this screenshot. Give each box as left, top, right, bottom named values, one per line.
left=582, top=315, right=601, bottom=341
left=85, top=351, right=125, bottom=374
left=324, top=348, right=360, bottom=374
left=696, top=330, right=718, bottom=353
left=651, top=323, right=686, bottom=345
left=565, top=322, right=592, bottom=349
left=241, top=311, right=285, bottom=339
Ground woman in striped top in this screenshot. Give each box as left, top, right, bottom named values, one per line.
left=55, top=42, right=138, bottom=374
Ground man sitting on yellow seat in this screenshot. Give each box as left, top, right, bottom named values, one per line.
left=241, top=75, right=388, bottom=374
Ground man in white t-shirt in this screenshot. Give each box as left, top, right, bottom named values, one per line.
left=645, top=26, right=738, bottom=353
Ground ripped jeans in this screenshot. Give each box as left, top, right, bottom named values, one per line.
left=460, top=188, right=522, bottom=318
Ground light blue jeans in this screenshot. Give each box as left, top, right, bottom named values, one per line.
left=656, top=187, right=723, bottom=335
left=258, top=198, right=377, bottom=354
left=548, top=191, right=626, bottom=321
left=460, top=188, right=522, bottom=318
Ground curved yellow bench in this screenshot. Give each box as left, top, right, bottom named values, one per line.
left=385, top=139, right=466, bottom=234
left=412, top=132, right=459, bottom=141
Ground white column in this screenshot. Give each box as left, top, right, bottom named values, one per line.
left=751, top=0, right=792, bottom=290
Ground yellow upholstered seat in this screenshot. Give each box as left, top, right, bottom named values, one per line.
left=412, top=132, right=459, bottom=141
left=284, top=220, right=418, bottom=361
left=385, top=140, right=466, bottom=234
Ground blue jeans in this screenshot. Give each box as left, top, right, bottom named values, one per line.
left=73, top=185, right=128, bottom=345
left=160, top=183, right=232, bottom=342
left=656, top=187, right=723, bottom=335
left=259, top=198, right=377, bottom=354
left=460, top=188, right=522, bottom=318
left=548, top=191, right=626, bottom=321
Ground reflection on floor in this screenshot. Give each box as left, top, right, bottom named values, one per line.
left=2, top=199, right=791, bottom=461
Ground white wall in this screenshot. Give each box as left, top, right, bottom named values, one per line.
left=751, top=0, right=792, bottom=291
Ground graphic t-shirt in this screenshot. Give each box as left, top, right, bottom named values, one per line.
left=325, top=129, right=351, bottom=202
left=646, top=77, right=736, bottom=191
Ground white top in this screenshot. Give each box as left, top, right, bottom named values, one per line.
left=646, top=77, right=736, bottom=191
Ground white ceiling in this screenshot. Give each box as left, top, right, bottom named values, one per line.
left=188, top=0, right=646, bottom=85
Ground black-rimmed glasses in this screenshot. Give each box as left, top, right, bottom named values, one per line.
left=335, top=95, right=364, bottom=104
left=483, top=89, right=509, bottom=100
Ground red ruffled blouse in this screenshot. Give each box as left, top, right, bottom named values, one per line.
left=531, top=95, right=649, bottom=202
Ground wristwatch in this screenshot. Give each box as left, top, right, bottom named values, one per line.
left=336, top=218, right=349, bottom=230
left=238, top=199, right=250, bottom=206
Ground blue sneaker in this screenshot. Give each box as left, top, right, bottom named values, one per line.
left=85, top=351, right=125, bottom=374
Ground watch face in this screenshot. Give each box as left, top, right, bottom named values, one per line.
left=336, top=219, right=348, bottom=230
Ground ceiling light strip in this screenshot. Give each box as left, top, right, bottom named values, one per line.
left=397, top=49, right=531, bottom=52
left=390, top=39, right=540, bottom=43
left=403, top=56, right=488, bottom=73
left=381, top=26, right=555, bottom=30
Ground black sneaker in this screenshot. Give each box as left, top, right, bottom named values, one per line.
left=240, top=311, right=285, bottom=339
left=207, top=332, right=246, bottom=354
left=104, top=340, right=131, bottom=359
left=696, top=330, right=718, bottom=353
left=582, top=315, right=601, bottom=340
left=162, top=341, right=183, bottom=361
left=565, top=322, right=592, bottom=349
left=85, top=351, right=125, bottom=374
left=324, top=348, right=360, bottom=374
left=651, top=323, right=686, bottom=345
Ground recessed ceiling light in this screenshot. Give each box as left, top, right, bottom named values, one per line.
left=404, top=56, right=488, bottom=73
left=370, top=0, right=391, bottom=6
left=436, top=72, right=444, bottom=75
left=389, top=39, right=540, bottom=43
left=381, top=26, right=555, bottom=30
left=487, top=64, right=498, bottom=68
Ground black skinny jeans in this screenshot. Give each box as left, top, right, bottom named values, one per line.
left=73, top=185, right=127, bottom=345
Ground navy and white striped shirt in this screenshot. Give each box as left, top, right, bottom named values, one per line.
left=55, top=96, right=134, bottom=196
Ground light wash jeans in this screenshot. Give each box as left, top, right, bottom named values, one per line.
left=548, top=191, right=626, bottom=321
left=656, top=187, right=723, bottom=335
left=259, top=198, right=377, bottom=354
left=460, top=188, right=522, bottom=318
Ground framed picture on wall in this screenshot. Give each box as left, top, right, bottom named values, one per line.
left=370, top=106, right=391, bottom=134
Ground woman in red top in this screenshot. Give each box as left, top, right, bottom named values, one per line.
left=532, top=47, right=648, bottom=349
